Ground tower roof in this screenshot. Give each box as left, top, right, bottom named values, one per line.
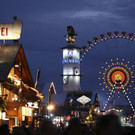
left=60, top=45, right=81, bottom=50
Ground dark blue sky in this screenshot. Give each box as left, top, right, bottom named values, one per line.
left=1, top=0, right=135, bottom=105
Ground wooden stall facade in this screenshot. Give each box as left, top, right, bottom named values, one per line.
left=0, top=44, right=44, bottom=128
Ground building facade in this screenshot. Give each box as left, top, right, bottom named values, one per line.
left=0, top=44, right=44, bottom=128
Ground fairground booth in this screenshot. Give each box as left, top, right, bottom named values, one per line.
left=0, top=44, right=44, bottom=128
left=0, top=17, right=44, bottom=128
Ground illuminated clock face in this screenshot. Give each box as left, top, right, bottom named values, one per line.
left=68, top=50, right=73, bottom=57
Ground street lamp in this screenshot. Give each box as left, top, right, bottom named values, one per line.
left=47, top=104, right=54, bottom=111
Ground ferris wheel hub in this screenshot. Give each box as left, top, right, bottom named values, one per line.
left=99, top=59, right=134, bottom=91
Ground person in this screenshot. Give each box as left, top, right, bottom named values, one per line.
left=64, top=118, right=82, bottom=135
left=81, top=124, right=92, bottom=135
left=0, top=124, right=10, bottom=135
left=12, top=127, right=26, bottom=135
left=94, top=114, right=122, bottom=135
left=40, top=119, right=58, bottom=135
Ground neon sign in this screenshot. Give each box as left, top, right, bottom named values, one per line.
left=62, top=59, right=80, bottom=63
left=77, top=95, right=91, bottom=105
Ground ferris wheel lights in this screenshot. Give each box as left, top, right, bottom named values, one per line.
left=114, top=31, right=119, bottom=37
left=122, top=32, right=126, bottom=37
left=111, top=59, right=113, bottom=62
left=82, top=46, right=87, bottom=50
left=87, top=41, right=92, bottom=45
left=105, top=62, right=108, bottom=65
left=107, top=32, right=111, bottom=37
left=129, top=33, right=133, bottom=38
left=94, top=37, right=98, bottom=43
left=100, top=34, right=105, bottom=39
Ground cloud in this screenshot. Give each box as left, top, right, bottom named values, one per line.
left=63, top=10, right=121, bottom=20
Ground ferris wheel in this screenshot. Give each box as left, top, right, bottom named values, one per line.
left=80, top=32, right=135, bottom=114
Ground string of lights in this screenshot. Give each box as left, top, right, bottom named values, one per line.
left=80, top=32, right=135, bottom=62
left=103, top=81, right=117, bottom=110
left=120, top=82, right=135, bottom=114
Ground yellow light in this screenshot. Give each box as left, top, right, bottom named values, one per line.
left=47, top=104, right=54, bottom=110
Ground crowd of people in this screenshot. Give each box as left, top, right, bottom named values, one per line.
left=0, top=114, right=135, bottom=135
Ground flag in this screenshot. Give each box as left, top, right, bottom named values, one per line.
left=34, top=68, right=40, bottom=89
left=49, top=94, right=53, bottom=105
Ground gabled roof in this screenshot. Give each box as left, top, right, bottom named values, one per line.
left=0, top=44, right=34, bottom=86
left=49, top=82, right=56, bottom=94
left=0, top=44, right=44, bottom=101
left=0, top=45, right=20, bottom=82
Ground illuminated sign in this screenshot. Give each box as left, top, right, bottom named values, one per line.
left=77, top=95, right=91, bottom=105
left=22, top=107, right=32, bottom=116
left=68, top=50, right=73, bottom=57
left=0, top=18, right=22, bottom=40
left=62, top=59, right=80, bottom=63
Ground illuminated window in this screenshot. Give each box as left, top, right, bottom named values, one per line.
left=74, top=67, right=79, bottom=75
left=63, top=76, right=68, bottom=84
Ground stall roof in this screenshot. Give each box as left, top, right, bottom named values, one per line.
left=0, top=45, right=20, bottom=82
left=0, top=44, right=34, bottom=86
left=0, top=44, right=44, bottom=101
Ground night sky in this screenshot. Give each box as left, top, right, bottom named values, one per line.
left=1, top=0, right=135, bottom=105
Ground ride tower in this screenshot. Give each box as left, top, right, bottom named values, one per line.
left=61, top=26, right=81, bottom=93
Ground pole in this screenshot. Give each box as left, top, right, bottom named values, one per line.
left=47, top=88, right=50, bottom=116
left=19, top=62, right=22, bottom=101
left=3, top=40, right=5, bottom=45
